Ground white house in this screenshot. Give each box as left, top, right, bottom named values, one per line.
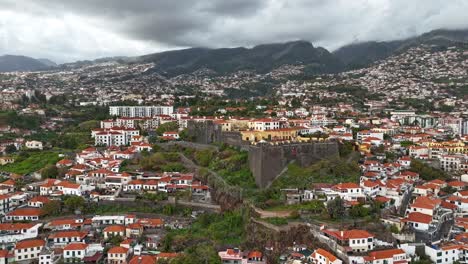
left=63, top=243, right=88, bottom=263
left=425, top=244, right=464, bottom=264
left=107, top=246, right=129, bottom=264
left=0, top=223, right=41, bottom=244
left=103, top=225, right=126, bottom=240
left=322, top=229, right=375, bottom=253
left=25, top=140, right=43, bottom=150
left=5, top=208, right=42, bottom=221
left=14, top=239, right=45, bottom=262
left=326, top=183, right=365, bottom=202
left=403, top=212, right=433, bottom=231
left=248, top=118, right=280, bottom=131
left=49, top=230, right=88, bottom=246
left=310, top=248, right=342, bottom=264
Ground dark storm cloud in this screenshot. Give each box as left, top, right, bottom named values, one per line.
left=1, top=0, right=467, bottom=62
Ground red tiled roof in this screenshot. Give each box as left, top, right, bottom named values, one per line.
left=29, top=196, right=50, bottom=204
left=315, top=248, right=337, bottom=261
left=49, top=230, right=87, bottom=239
left=129, top=255, right=157, bottom=264
left=364, top=249, right=405, bottom=261
left=403, top=212, right=432, bottom=224
left=0, top=223, right=36, bottom=231
left=0, top=179, right=15, bottom=186
left=104, top=225, right=125, bottom=233
left=411, top=196, right=441, bottom=210
left=7, top=208, right=43, bottom=216
left=15, top=239, right=45, bottom=250
left=64, top=243, right=88, bottom=251
left=108, top=246, right=128, bottom=254
left=333, top=182, right=360, bottom=190
left=247, top=251, right=263, bottom=259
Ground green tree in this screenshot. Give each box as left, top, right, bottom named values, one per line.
left=170, top=243, right=222, bottom=264
left=64, top=196, right=85, bottom=212
left=42, top=200, right=62, bottom=216
left=5, top=144, right=16, bottom=154
left=156, top=122, right=179, bottom=136
left=108, top=235, right=123, bottom=246
left=41, top=164, right=58, bottom=179
left=326, top=197, right=345, bottom=219
left=194, top=149, right=213, bottom=167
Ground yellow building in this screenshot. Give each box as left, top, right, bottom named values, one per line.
left=241, top=128, right=305, bottom=142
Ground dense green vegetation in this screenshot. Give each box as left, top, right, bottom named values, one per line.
left=0, top=151, right=61, bottom=174
left=162, top=209, right=248, bottom=250
left=410, top=159, right=448, bottom=181
left=0, top=111, right=43, bottom=130
left=139, top=152, right=187, bottom=172
left=272, top=158, right=360, bottom=189
left=191, top=146, right=256, bottom=190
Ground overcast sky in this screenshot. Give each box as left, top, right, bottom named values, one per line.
left=1, top=0, right=467, bottom=63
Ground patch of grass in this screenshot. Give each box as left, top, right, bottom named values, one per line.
left=0, top=151, right=61, bottom=174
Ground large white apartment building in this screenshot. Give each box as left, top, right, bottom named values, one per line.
left=109, top=106, right=173, bottom=117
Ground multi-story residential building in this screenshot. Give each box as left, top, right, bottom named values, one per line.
left=49, top=231, right=88, bottom=246
left=39, top=248, right=60, bottom=264
left=425, top=244, right=466, bottom=264
left=248, top=118, right=280, bottom=131
left=109, top=106, right=173, bottom=117
left=107, top=246, right=129, bottom=264
left=5, top=208, right=43, bottom=221
left=103, top=225, right=126, bottom=239
left=14, top=239, right=45, bottom=262
left=63, top=243, right=88, bottom=263
left=0, top=194, right=12, bottom=215
left=440, top=155, right=465, bottom=172
left=0, top=223, right=41, bottom=244
left=92, top=127, right=140, bottom=147
left=322, top=229, right=375, bottom=253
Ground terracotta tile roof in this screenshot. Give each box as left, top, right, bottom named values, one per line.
left=323, top=229, right=373, bottom=240
left=64, top=243, right=88, bottom=251
left=411, top=196, right=441, bottom=210
left=403, top=212, right=432, bottom=224
left=0, top=250, right=8, bottom=258
left=49, top=230, right=87, bottom=239
left=7, top=207, right=43, bottom=216
left=129, top=255, right=157, bottom=264
left=15, top=239, right=45, bottom=250
left=333, top=182, right=360, bottom=190
left=48, top=219, right=83, bottom=227
left=108, top=246, right=128, bottom=254
left=0, top=179, right=15, bottom=186
left=315, top=248, right=337, bottom=261
left=364, top=248, right=405, bottom=261
left=29, top=196, right=50, bottom=204
left=448, top=181, right=466, bottom=187
left=247, top=250, right=263, bottom=259
left=104, top=225, right=125, bottom=233
left=56, top=181, right=81, bottom=189
left=0, top=223, right=36, bottom=231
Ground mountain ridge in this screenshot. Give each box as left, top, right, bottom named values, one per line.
left=1, top=28, right=467, bottom=74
